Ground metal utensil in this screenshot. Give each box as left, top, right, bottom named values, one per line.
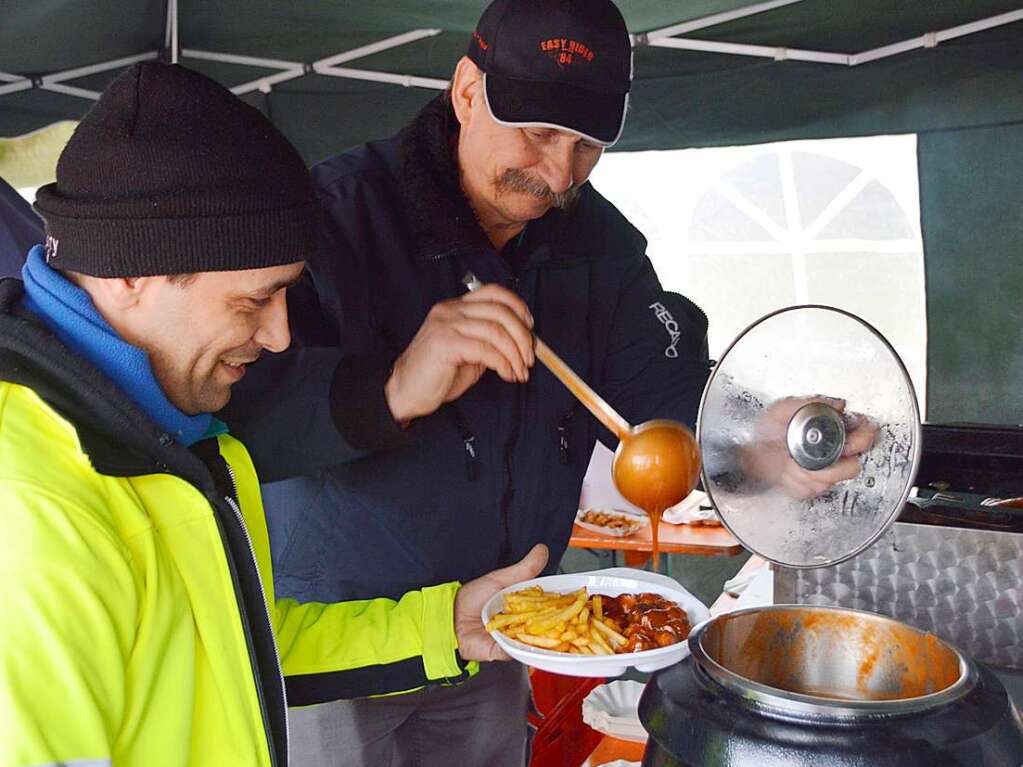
left=903, top=490, right=1023, bottom=530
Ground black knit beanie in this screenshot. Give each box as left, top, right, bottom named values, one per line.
left=34, top=62, right=320, bottom=277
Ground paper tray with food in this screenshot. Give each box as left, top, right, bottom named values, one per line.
left=575, top=508, right=648, bottom=537
left=481, top=568, right=710, bottom=677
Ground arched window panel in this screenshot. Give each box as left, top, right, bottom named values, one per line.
left=591, top=134, right=927, bottom=417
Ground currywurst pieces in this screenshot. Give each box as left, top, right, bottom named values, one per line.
left=486, top=587, right=691, bottom=654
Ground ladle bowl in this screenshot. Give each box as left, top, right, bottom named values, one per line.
left=612, top=419, right=701, bottom=513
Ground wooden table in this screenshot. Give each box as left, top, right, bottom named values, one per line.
left=569, top=520, right=744, bottom=568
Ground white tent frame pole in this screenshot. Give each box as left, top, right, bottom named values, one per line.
left=182, top=49, right=306, bottom=96
left=205, top=28, right=446, bottom=96
left=39, top=82, right=103, bottom=100
left=181, top=49, right=307, bottom=96
left=182, top=49, right=303, bottom=70
left=315, top=67, right=449, bottom=89
left=647, top=5, right=1023, bottom=67
left=231, top=68, right=307, bottom=96
left=649, top=36, right=850, bottom=64
left=19, top=51, right=164, bottom=102
left=43, top=51, right=161, bottom=84
left=849, top=37, right=932, bottom=66
left=312, top=28, right=441, bottom=69
left=165, top=0, right=179, bottom=64
left=935, top=7, right=1023, bottom=42
left=0, top=69, right=32, bottom=97
left=851, top=7, right=1023, bottom=65
left=3, top=6, right=1020, bottom=106
left=645, top=0, right=804, bottom=40
left=0, top=80, right=32, bottom=97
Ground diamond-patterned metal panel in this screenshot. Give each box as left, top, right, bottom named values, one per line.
left=774, top=522, right=1023, bottom=669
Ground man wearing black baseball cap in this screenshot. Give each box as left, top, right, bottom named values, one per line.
left=226, top=1, right=710, bottom=765
left=468, top=0, right=632, bottom=146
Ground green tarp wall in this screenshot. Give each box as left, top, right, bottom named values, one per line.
left=920, top=124, right=1023, bottom=424
left=2, top=1, right=1022, bottom=423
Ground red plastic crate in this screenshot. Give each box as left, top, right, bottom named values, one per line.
left=528, top=669, right=604, bottom=767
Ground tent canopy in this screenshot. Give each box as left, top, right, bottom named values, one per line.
left=2, top=1, right=1022, bottom=163
left=1, top=1, right=1022, bottom=424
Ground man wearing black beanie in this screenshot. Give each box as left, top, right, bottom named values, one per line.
left=0, top=62, right=545, bottom=767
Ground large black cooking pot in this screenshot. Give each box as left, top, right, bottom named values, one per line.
left=639, top=605, right=1023, bottom=766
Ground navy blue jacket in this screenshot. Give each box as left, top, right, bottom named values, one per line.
left=0, top=177, right=42, bottom=277
left=229, top=95, right=709, bottom=605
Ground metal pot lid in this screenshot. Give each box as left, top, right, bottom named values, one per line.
left=697, top=306, right=921, bottom=568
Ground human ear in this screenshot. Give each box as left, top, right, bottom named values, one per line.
left=450, top=56, right=483, bottom=126
left=93, top=275, right=148, bottom=312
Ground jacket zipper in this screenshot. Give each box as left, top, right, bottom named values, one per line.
left=223, top=463, right=289, bottom=767
left=557, top=405, right=578, bottom=465
left=497, top=271, right=527, bottom=565
left=450, top=406, right=479, bottom=481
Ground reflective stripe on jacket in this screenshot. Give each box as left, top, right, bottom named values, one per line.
left=0, top=280, right=465, bottom=767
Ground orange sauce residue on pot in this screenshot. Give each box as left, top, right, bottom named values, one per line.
left=857, top=649, right=879, bottom=691
left=894, top=630, right=960, bottom=697
left=708, top=609, right=961, bottom=702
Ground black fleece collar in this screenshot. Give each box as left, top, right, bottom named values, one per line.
left=0, top=277, right=214, bottom=489
left=397, top=94, right=577, bottom=263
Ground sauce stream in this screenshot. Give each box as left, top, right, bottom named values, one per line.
left=611, top=421, right=700, bottom=569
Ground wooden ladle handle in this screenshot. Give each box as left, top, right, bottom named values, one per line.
left=461, top=270, right=632, bottom=442
left=533, top=338, right=632, bottom=442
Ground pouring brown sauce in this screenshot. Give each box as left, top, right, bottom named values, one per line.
left=612, top=420, right=701, bottom=567
left=529, top=337, right=700, bottom=565
left=462, top=273, right=702, bottom=565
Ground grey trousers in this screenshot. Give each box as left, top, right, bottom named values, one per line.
left=287, top=661, right=532, bottom=767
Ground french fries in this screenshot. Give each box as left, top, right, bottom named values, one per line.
left=487, top=586, right=692, bottom=656
left=485, top=586, right=648, bottom=656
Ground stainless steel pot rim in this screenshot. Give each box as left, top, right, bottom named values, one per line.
left=688, top=604, right=978, bottom=720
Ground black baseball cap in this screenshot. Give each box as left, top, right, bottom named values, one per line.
left=467, top=0, right=633, bottom=147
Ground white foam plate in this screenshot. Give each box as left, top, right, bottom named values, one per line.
left=481, top=568, right=710, bottom=677
left=575, top=508, right=648, bottom=537
left=582, top=680, right=647, bottom=742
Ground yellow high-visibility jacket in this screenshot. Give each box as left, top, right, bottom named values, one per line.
left=0, top=283, right=470, bottom=767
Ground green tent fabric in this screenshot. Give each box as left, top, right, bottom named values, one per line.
left=920, top=122, right=1023, bottom=425
left=2, top=1, right=1022, bottom=423
left=3, top=1, right=1022, bottom=161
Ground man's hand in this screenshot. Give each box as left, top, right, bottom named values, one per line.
left=385, top=284, right=535, bottom=422
left=454, top=544, right=549, bottom=662
left=741, top=396, right=879, bottom=499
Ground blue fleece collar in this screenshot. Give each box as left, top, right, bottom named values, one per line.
left=20, top=245, right=227, bottom=446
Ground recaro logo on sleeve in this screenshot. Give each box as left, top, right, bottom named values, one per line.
left=649, top=302, right=681, bottom=358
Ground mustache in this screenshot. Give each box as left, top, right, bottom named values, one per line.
left=495, top=169, right=580, bottom=210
